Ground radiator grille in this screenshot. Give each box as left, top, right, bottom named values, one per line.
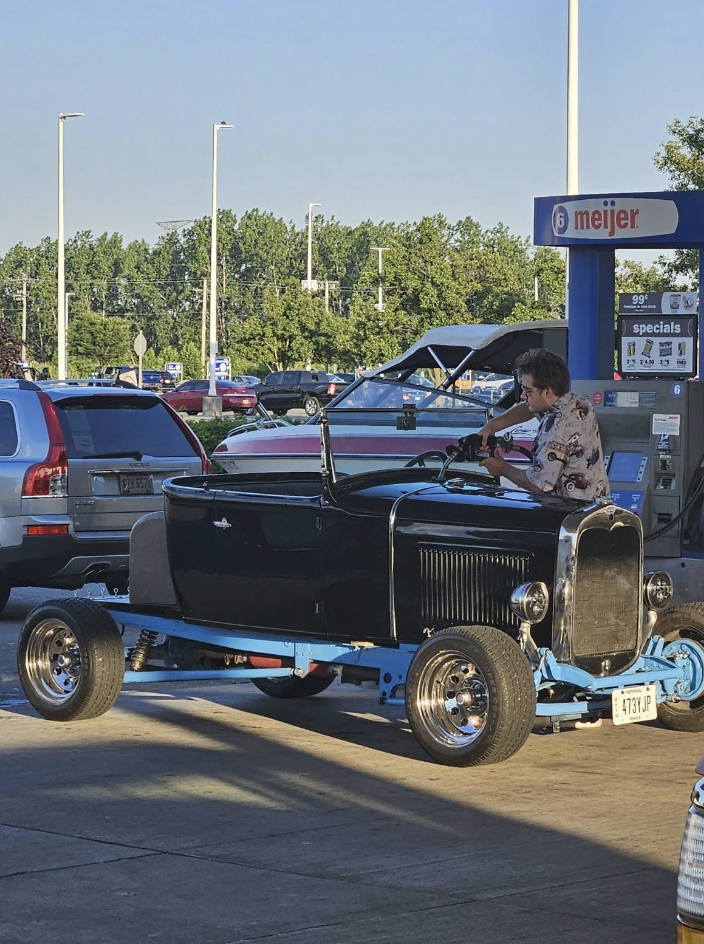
left=572, top=525, right=641, bottom=668
left=419, top=545, right=530, bottom=628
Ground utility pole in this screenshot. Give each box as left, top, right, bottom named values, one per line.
left=305, top=202, right=321, bottom=291
left=200, top=278, right=208, bottom=373
left=372, top=247, right=389, bottom=312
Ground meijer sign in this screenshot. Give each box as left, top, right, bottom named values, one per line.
left=551, top=198, right=678, bottom=240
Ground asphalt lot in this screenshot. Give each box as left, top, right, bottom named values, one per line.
left=0, top=586, right=700, bottom=944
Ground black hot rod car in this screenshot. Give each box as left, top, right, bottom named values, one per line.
left=16, top=406, right=704, bottom=767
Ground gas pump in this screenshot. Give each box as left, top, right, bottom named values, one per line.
left=572, top=378, right=704, bottom=573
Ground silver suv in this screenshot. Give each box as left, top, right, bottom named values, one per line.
left=0, top=380, right=208, bottom=613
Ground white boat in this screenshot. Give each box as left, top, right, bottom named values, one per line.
left=212, top=320, right=566, bottom=476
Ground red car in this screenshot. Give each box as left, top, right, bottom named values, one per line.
left=160, top=380, right=257, bottom=415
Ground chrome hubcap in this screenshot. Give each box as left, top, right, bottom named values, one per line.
left=24, top=619, right=82, bottom=705
left=416, top=649, right=490, bottom=747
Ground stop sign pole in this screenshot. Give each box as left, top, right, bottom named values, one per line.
left=133, top=331, right=147, bottom=388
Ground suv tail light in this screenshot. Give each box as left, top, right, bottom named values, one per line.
left=327, top=383, right=337, bottom=395
left=22, top=393, right=68, bottom=497
left=165, top=404, right=211, bottom=473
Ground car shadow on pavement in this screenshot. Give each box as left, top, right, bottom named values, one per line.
left=0, top=676, right=694, bottom=944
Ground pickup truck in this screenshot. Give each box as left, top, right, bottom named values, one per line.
left=255, top=370, right=350, bottom=416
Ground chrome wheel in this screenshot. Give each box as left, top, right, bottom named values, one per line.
left=18, top=599, right=125, bottom=721
left=23, top=618, right=83, bottom=706
left=406, top=625, right=535, bottom=766
left=415, top=649, right=490, bottom=747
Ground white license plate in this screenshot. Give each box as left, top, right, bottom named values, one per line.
left=119, top=474, right=154, bottom=495
left=611, top=684, right=658, bottom=725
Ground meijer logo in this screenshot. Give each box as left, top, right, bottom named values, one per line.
left=550, top=198, right=679, bottom=240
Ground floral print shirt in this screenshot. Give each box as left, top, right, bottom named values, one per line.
left=525, top=392, right=611, bottom=500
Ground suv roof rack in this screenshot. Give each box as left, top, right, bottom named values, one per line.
left=0, top=378, right=41, bottom=391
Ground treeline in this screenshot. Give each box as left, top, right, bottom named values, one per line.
left=0, top=211, right=568, bottom=377
left=4, top=101, right=702, bottom=381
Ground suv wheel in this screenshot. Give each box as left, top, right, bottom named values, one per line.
left=304, top=396, right=321, bottom=416
left=0, top=574, right=11, bottom=616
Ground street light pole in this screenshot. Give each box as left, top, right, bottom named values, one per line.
left=14, top=278, right=28, bottom=363
left=306, top=202, right=321, bottom=291
left=371, top=247, right=389, bottom=312
left=566, top=0, right=579, bottom=196
left=565, top=0, right=578, bottom=323
left=208, top=121, right=233, bottom=398
left=57, top=112, right=84, bottom=381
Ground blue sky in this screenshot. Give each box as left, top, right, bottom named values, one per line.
left=1, top=0, right=702, bottom=255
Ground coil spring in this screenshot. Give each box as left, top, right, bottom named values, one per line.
left=130, top=630, right=158, bottom=671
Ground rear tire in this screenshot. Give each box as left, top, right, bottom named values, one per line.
left=303, top=396, right=321, bottom=417
left=654, top=604, right=704, bottom=732
left=406, top=625, right=535, bottom=766
left=253, top=674, right=334, bottom=699
left=17, top=599, right=125, bottom=721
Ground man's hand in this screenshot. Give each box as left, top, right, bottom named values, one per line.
left=480, top=455, right=509, bottom=477
left=477, top=418, right=500, bottom=450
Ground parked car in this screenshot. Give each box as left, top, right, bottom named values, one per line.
left=677, top=753, right=704, bottom=941
left=141, top=370, right=177, bottom=391
left=160, top=380, right=257, bottom=415
left=16, top=408, right=704, bottom=770
left=231, top=374, right=261, bottom=387
left=0, top=379, right=209, bottom=611
left=471, top=372, right=513, bottom=403
left=256, top=370, right=350, bottom=416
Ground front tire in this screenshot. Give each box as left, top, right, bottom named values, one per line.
left=253, top=673, right=334, bottom=698
left=0, top=574, right=11, bottom=616
left=655, top=604, right=704, bottom=732
left=17, top=599, right=125, bottom=721
left=406, top=625, right=536, bottom=766
left=303, top=396, right=321, bottom=417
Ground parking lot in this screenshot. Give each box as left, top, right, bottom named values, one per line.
left=0, top=587, right=698, bottom=943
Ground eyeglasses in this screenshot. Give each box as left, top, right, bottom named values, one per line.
left=520, top=384, right=537, bottom=395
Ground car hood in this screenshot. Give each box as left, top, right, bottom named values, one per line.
left=334, top=472, right=586, bottom=534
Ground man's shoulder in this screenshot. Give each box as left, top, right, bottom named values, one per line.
left=554, top=391, right=594, bottom=419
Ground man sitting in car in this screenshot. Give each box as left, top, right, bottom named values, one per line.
left=478, top=348, right=610, bottom=501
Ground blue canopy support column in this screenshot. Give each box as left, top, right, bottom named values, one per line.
left=568, top=246, right=615, bottom=380
left=700, top=249, right=704, bottom=380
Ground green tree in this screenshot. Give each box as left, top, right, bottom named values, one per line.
left=68, top=311, right=131, bottom=376
left=0, top=318, right=21, bottom=377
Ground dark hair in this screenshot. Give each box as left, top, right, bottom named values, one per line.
left=515, top=348, right=570, bottom=397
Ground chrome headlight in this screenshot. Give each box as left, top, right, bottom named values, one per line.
left=678, top=778, right=704, bottom=925
left=644, top=571, right=674, bottom=611
left=510, top=582, right=549, bottom=624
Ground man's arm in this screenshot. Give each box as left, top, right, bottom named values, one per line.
left=478, top=402, right=533, bottom=446
left=480, top=455, right=545, bottom=494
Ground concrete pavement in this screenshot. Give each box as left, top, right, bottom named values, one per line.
left=0, top=587, right=698, bottom=943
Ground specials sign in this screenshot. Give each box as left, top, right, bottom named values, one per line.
left=617, top=314, right=697, bottom=377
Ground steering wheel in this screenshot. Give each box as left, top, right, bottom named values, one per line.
left=404, top=450, right=449, bottom=469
